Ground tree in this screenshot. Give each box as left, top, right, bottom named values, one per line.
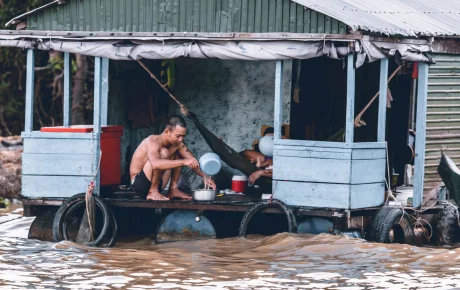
left=0, top=1, right=93, bottom=135
left=71, top=54, right=88, bottom=125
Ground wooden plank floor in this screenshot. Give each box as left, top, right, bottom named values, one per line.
left=22, top=187, right=442, bottom=216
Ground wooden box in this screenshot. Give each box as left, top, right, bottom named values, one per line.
left=21, top=127, right=122, bottom=198
left=272, top=140, right=386, bottom=209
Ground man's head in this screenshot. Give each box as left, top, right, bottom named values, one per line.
left=163, top=115, right=187, bottom=146
left=262, top=126, right=285, bottom=137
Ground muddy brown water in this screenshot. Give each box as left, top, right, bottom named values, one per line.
left=0, top=206, right=459, bottom=289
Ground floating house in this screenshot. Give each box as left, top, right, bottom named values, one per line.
left=1, top=0, right=460, bottom=245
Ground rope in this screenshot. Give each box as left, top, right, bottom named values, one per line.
left=136, top=59, right=190, bottom=116
left=354, top=65, right=402, bottom=128
left=85, top=132, right=103, bottom=240
left=384, top=142, right=434, bottom=239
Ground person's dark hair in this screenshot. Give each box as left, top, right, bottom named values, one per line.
left=263, top=126, right=285, bottom=136
left=263, top=127, right=274, bottom=136
left=165, top=115, right=187, bottom=131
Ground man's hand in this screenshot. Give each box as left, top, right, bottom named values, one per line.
left=203, top=176, right=217, bottom=190
left=183, top=158, right=199, bottom=170
left=249, top=171, right=262, bottom=185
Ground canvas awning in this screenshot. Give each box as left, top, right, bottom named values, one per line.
left=0, top=35, right=433, bottom=65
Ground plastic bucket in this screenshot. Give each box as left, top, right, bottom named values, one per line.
left=199, top=153, right=222, bottom=176
left=232, top=176, right=248, bottom=193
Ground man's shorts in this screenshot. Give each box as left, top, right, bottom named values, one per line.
left=131, top=170, right=162, bottom=199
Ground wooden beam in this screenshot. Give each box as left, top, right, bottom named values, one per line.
left=93, top=57, right=102, bottom=194
left=345, top=54, right=355, bottom=144
left=274, top=60, right=284, bottom=140
left=0, top=29, right=363, bottom=41
left=377, top=58, right=389, bottom=142
left=25, top=49, right=35, bottom=132
left=101, top=58, right=109, bottom=126
left=63, top=52, right=71, bottom=127
left=413, top=62, right=429, bottom=209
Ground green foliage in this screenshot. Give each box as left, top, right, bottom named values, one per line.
left=0, top=1, right=48, bottom=135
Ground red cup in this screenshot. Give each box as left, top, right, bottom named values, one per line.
left=232, top=176, right=248, bottom=193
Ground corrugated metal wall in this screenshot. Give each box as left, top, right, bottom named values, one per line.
left=425, top=54, right=460, bottom=191
left=27, top=0, right=347, bottom=34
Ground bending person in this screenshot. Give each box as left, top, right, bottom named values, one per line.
left=130, top=115, right=216, bottom=201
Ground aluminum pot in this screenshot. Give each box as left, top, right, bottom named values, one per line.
left=192, top=189, right=217, bottom=201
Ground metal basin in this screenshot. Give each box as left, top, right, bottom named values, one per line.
left=192, top=189, right=216, bottom=201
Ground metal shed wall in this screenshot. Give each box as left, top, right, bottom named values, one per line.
left=26, top=0, right=347, bottom=34
left=425, top=54, right=460, bottom=191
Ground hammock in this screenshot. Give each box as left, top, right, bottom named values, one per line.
left=136, top=60, right=268, bottom=186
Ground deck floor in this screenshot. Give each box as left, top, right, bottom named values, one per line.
left=22, top=186, right=442, bottom=217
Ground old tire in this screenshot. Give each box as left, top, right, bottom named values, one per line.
left=52, top=193, right=86, bottom=242
left=62, top=199, right=117, bottom=247
left=436, top=204, right=459, bottom=246
left=52, top=194, right=112, bottom=247
left=368, top=207, right=415, bottom=245
left=239, top=199, right=297, bottom=237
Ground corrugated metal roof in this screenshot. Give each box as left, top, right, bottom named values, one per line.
left=6, top=0, right=347, bottom=35
left=292, top=0, right=460, bottom=36
left=5, top=0, right=60, bottom=27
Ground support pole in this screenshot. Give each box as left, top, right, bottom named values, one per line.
left=25, top=49, right=35, bottom=132
left=413, top=63, right=429, bottom=209
left=345, top=54, right=355, bottom=144
left=63, top=52, right=71, bottom=127
left=101, top=58, right=109, bottom=126
left=274, top=60, right=284, bottom=141
left=377, top=59, right=389, bottom=142
left=93, top=57, right=102, bottom=195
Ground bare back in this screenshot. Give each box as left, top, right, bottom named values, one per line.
left=129, top=134, right=181, bottom=179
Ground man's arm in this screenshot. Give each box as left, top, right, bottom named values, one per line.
left=256, top=157, right=273, bottom=168
left=177, top=143, right=205, bottom=177
left=147, top=140, right=198, bottom=170
left=261, top=169, right=273, bottom=177
left=249, top=169, right=272, bottom=184
left=178, top=143, right=216, bottom=189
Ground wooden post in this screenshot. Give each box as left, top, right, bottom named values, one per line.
left=101, top=58, right=109, bottom=126
left=413, top=63, right=429, bottom=209
left=274, top=60, right=284, bottom=140
left=345, top=54, right=355, bottom=144
left=77, top=56, right=102, bottom=244
left=25, top=49, right=35, bottom=132
left=63, top=52, right=71, bottom=127
left=93, top=56, right=102, bottom=195
left=377, top=58, right=389, bottom=142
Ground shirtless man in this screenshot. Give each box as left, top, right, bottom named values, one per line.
left=130, top=115, right=216, bottom=201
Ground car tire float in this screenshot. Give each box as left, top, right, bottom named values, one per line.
left=435, top=203, right=460, bottom=246
left=368, top=206, right=415, bottom=245
left=239, top=199, right=297, bottom=237
left=52, top=193, right=117, bottom=247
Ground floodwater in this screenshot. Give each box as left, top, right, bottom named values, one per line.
left=0, top=206, right=460, bottom=289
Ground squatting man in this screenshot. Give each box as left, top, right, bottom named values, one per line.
left=130, top=115, right=216, bottom=201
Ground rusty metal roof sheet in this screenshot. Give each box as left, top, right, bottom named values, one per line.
left=292, top=0, right=460, bottom=37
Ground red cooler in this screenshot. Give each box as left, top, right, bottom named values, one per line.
left=232, top=175, right=248, bottom=193
left=40, top=125, right=123, bottom=186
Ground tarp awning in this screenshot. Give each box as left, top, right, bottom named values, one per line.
left=0, top=38, right=433, bottom=65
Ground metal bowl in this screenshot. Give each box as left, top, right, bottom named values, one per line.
left=192, top=189, right=217, bottom=201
